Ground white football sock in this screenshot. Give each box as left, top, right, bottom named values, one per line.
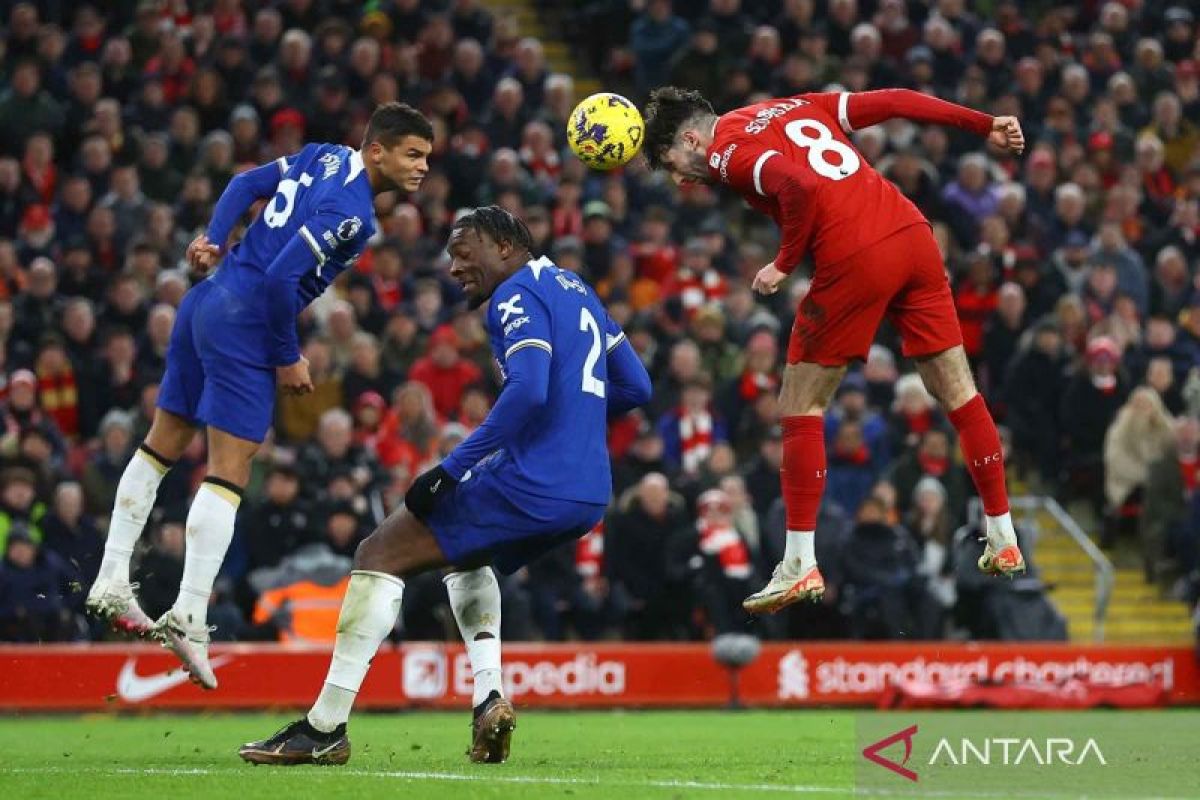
left=444, top=567, right=503, bottom=707
left=985, top=512, right=1018, bottom=549
left=308, top=570, right=404, bottom=733
left=171, top=479, right=241, bottom=629
left=97, top=447, right=170, bottom=586
left=783, top=530, right=817, bottom=572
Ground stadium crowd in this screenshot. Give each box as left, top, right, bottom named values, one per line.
left=0, top=0, right=1198, bottom=645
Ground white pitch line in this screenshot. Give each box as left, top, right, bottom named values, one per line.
left=2, top=767, right=1190, bottom=800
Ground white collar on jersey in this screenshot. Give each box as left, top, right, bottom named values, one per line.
left=526, top=255, right=554, bottom=280
left=345, top=149, right=365, bottom=185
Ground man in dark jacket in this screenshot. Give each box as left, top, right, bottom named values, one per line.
left=0, top=527, right=75, bottom=641
left=1003, top=321, right=1068, bottom=488
left=604, top=472, right=694, bottom=639
left=239, top=465, right=316, bottom=573
left=1060, top=337, right=1130, bottom=514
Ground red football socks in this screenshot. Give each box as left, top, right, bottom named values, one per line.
left=948, top=394, right=1010, bottom=516
left=781, top=415, right=827, bottom=531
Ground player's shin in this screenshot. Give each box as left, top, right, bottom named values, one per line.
left=308, top=570, right=404, bottom=733
left=172, top=477, right=242, bottom=628
left=947, top=394, right=1017, bottom=549
left=781, top=415, right=826, bottom=572
left=96, top=444, right=172, bottom=585
left=444, top=568, right=504, bottom=708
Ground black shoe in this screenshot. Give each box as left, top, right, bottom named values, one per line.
left=468, top=690, right=516, bottom=764
left=238, top=718, right=350, bottom=766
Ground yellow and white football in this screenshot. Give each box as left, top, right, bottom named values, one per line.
left=566, top=92, right=644, bottom=170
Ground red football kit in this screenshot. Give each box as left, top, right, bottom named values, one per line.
left=704, top=89, right=1012, bottom=537
left=706, top=89, right=994, bottom=366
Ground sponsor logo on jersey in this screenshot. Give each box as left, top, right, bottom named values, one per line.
left=318, top=152, right=342, bottom=179
left=402, top=647, right=448, bottom=699
left=503, top=315, right=531, bottom=335
left=497, top=293, right=525, bottom=324
left=709, top=152, right=720, bottom=169
left=718, top=142, right=738, bottom=182
left=337, top=217, right=362, bottom=242
left=745, top=98, right=809, bottom=134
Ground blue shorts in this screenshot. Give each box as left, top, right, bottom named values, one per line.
left=426, top=456, right=607, bottom=575
left=157, top=279, right=277, bottom=443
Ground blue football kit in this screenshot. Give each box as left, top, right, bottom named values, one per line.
left=158, top=144, right=375, bottom=442
left=426, top=256, right=652, bottom=573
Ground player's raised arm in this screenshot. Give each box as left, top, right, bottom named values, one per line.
left=803, top=89, right=1024, bottom=154
left=205, top=159, right=291, bottom=253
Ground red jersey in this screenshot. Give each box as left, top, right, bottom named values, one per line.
left=707, top=89, right=993, bottom=274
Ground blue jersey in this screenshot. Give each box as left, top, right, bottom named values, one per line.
left=209, top=143, right=376, bottom=365
left=449, top=257, right=625, bottom=505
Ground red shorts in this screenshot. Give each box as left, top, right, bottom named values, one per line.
left=787, top=223, right=963, bottom=366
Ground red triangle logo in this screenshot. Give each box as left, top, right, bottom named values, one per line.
left=862, top=724, right=919, bottom=782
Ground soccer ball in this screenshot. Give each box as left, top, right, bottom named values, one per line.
left=566, top=92, right=644, bottom=170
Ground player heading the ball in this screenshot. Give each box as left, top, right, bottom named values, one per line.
left=641, top=86, right=1027, bottom=615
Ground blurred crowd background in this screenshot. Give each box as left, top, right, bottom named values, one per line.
left=0, top=0, right=1198, bottom=646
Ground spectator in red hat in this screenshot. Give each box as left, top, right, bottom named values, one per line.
left=407, top=325, right=482, bottom=420
left=1087, top=130, right=1121, bottom=189
left=269, top=106, right=306, bottom=158
left=16, top=204, right=54, bottom=263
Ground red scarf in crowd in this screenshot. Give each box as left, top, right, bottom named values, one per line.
left=37, top=368, right=78, bottom=439
left=668, top=268, right=728, bottom=318
left=698, top=520, right=752, bottom=579
left=1180, top=456, right=1198, bottom=496
left=739, top=369, right=779, bottom=403
left=575, top=521, right=605, bottom=579
left=834, top=441, right=871, bottom=465
left=22, top=157, right=56, bottom=204
left=903, top=409, right=933, bottom=436
left=918, top=452, right=949, bottom=477
left=678, top=409, right=713, bottom=475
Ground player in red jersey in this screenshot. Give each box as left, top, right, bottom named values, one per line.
left=642, top=87, right=1027, bottom=614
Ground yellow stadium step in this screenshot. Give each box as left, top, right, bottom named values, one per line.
left=1012, top=501, right=1194, bottom=644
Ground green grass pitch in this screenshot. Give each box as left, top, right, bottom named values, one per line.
left=1, top=711, right=1197, bottom=799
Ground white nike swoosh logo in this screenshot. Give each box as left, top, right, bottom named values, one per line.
left=430, top=479, right=442, bottom=493
left=311, top=742, right=342, bottom=759
left=116, top=655, right=234, bottom=703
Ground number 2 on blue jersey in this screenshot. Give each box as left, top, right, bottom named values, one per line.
left=579, top=308, right=605, bottom=398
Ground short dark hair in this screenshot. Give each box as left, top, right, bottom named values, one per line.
left=362, top=102, right=434, bottom=149
left=642, top=86, right=714, bottom=171
left=452, top=205, right=533, bottom=254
